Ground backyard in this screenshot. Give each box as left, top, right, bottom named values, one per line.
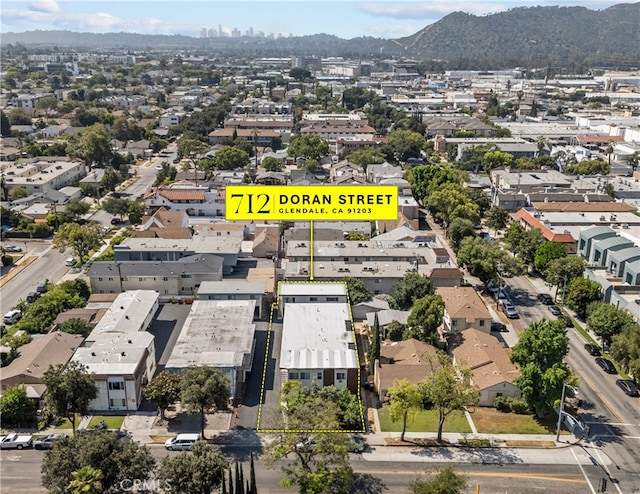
left=377, top=405, right=471, bottom=433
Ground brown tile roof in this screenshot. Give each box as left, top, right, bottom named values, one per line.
left=450, top=328, right=520, bottom=390
left=429, top=268, right=463, bottom=279
left=435, top=286, right=491, bottom=321
left=575, top=135, right=624, bottom=144
left=432, top=248, right=449, bottom=257
left=377, top=339, right=438, bottom=393
left=152, top=208, right=187, bottom=227
left=158, top=189, right=205, bottom=201
left=0, top=332, right=84, bottom=384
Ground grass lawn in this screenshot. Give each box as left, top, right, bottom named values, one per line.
left=469, top=407, right=568, bottom=435
left=55, top=416, right=81, bottom=429
left=88, top=415, right=125, bottom=429
left=378, top=405, right=471, bottom=433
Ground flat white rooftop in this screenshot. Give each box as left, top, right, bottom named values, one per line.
left=165, top=300, right=256, bottom=369
left=278, top=282, right=347, bottom=297
left=92, top=290, right=158, bottom=335
left=73, top=331, right=154, bottom=377
left=280, top=302, right=357, bottom=369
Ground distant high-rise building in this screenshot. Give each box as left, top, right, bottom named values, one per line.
left=208, top=28, right=216, bottom=38
left=249, top=26, right=254, bottom=37
left=200, top=28, right=207, bottom=38
left=231, top=28, right=241, bottom=38
left=219, top=24, right=223, bottom=36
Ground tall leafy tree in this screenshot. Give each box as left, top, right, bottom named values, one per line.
left=564, top=278, right=601, bottom=320
left=390, top=272, right=432, bottom=310
left=42, top=361, right=98, bottom=434
left=406, top=295, right=444, bottom=344
left=341, top=276, right=372, bottom=305
left=420, top=352, right=480, bottom=443
left=409, top=466, right=468, bottom=494
left=159, top=442, right=228, bottom=494
left=212, top=146, right=250, bottom=170
left=181, top=366, right=230, bottom=439
left=287, top=134, right=330, bottom=161
left=610, top=325, right=640, bottom=383
left=448, top=217, right=476, bottom=252
left=102, top=197, right=130, bottom=219
left=387, top=378, right=422, bottom=442
left=485, top=206, right=510, bottom=234
left=544, top=256, right=587, bottom=301
left=73, top=123, right=113, bottom=168
left=42, top=430, right=155, bottom=492
left=53, top=222, right=102, bottom=262
left=0, top=385, right=37, bottom=428
left=144, top=371, right=182, bottom=420
left=586, top=302, right=635, bottom=346
left=68, top=466, right=103, bottom=494
left=511, top=319, right=573, bottom=417
left=534, top=241, right=568, bottom=274
left=0, top=110, right=12, bottom=136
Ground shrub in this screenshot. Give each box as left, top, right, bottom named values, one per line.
left=1, top=254, right=14, bottom=266
left=493, top=396, right=510, bottom=412
left=508, top=398, right=529, bottom=414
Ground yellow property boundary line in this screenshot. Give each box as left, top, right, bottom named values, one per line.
left=256, top=280, right=366, bottom=434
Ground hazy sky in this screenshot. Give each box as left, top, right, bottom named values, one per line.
left=1, top=0, right=625, bottom=39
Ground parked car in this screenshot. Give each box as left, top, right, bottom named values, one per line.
left=537, top=293, right=553, bottom=305
left=64, top=258, right=76, bottom=267
left=2, top=309, right=21, bottom=325
left=348, top=436, right=366, bottom=453
left=3, top=244, right=22, bottom=252
left=559, top=314, right=574, bottom=327
left=26, top=291, right=40, bottom=303
left=490, top=321, right=507, bottom=332
left=548, top=305, right=562, bottom=316
left=584, top=344, right=601, bottom=356
left=504, top=305, right=519, bottom=319
left=0, top=433, right=33, bottom=450
left=36, top=281, right=48, bottom=293
left=616, top=379, right=639, bottom=397
left=595, top=357, right=617, bottom=374
left=34, top=433, right=63, bottom=450
left=110, top=217, right=122, bottom=225
left=164, top=433, right=199, bottom=451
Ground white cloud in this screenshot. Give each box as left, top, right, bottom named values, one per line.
left=28, top=0, right=60, bottom=14
left=368, top=22, right=420, bottom=39
left=359, top=1, right=506, bottom=19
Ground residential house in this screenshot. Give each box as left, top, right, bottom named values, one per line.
left=134, top=208, right=191, bottom=240
left=436, top=286, right=492, bottom=334
left=144, top=185, right=225, bottom=217
left=196, top=280, right=267, bottom=319
left=351, top=298, right=390, bottom=321
left=449, top=328, right=521, bottom=406
left=1, top=157, right=86, bottom=196
left=0, top=332, right=84, bottom=402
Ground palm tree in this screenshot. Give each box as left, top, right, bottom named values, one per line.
left=606, top=142, right=614, bottom=169
left=628, top=152, right=639, bottom=176
left=535, top=136, right=548, bottom=158
left=68, top=466, right=104, bottom=494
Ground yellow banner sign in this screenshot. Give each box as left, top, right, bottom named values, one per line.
left=225, top=185, right=398, bottom=221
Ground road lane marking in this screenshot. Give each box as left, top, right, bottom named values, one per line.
left=568, top=355, right=625, bottom=423
left=593, top=447, right=623, bottom=494
left=571, top=447, right=597, bottom=493
left=352, top=469, right=586, bottom=484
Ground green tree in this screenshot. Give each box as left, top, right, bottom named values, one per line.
left=100, top=168, right=121, bottom=193
left=448, top=217, right=476, bottom=252
left=485, top=206, right=510, bottom=234
left=261, top=156, right=282, bottom=172
left=534, top=241, right=568, bottom=274
left=511, top=319, right=572, bottom=417
left=65, top=199, right=91, bottom=220
left=287, top=134, right=330, bottom=161
left=406, top=295, right=444, bottom=344
left=263, top=390, right=354, bottom=494
left=177, top=137, right=208, bottom=159
left=145, top=371, right=182, bottom=420
left=59, top=317, right=93, bottom=337
left=42, top=430, right=155, bottom=493
left=8, top=186, right=28, bottom=201
left=368, top=313, right=381, bottom=373
left=564, top=159, right=610, bottom=175
left=544, top=256, right=586, bottom=302
left=213, top=146, right=250, bottom=170
left=390, top=272, right=432, bottom=310
left=1, top=110, right=12, bottom=136
left=564, top=278, right=602, bottom=320
left=102, top=197, right=130, bottom=219
left=456, top=236, right=523, bottom=284
left=42, top=361, right=98, bottom=434
left=289, top=68, right=311, bottom=81
left=610, top=325, right=640, bottom=382
left=587, top=302, right=635, bottom=347
left=35, top=95, right=59, bottom=117
left=344, top=231, right=367, bottom=241
left=68, top=466, right=103, bottom=494
left=387, top=378, right=422, bottom=442
left=73, top=123, right=113, bottom=168
left=482, top=150, right=514, bottom=173
left=127, top=201, right=145, bottom=225
left=53, top=222, right=102, bottom=262
left=181, top=366, right=230, bottom=439
left=409, top=466, right=468, bottom=494
left=341, top=276, right=372, bottom=305
left=159, top=442, right=228, bottom=494
left=387, top=129, right=427, bottom=163
left=420, top=352, right=480, bottom=442
left=517, top=228, right=546, bottom=269
left=0, top=385, right=37, bottom=428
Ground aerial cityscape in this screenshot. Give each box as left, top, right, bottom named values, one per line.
left=0, top=1, right=639, bottom=493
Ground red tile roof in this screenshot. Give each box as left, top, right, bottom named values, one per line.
left=514, top=209, right=576, bottom=245
left=158, top=190, right=205, bottom=201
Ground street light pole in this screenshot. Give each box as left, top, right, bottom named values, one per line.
left=556, top=381, right=578, bottom=442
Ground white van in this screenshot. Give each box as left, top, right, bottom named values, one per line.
left=164, top=433, right=199, bottom=451
left=3, top=309, right=21, bottom=324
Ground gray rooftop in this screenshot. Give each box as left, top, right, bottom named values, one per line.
left=90, top=290, right=159, bottom=335
left=73, top=331, right=154, bottom=377
left=197, top=280, right=267, bottom=295
left=608, top=247, right=640, bottom=263
left=89, top=254, right=223, bottom=278
left=594, top=236, right=634, bottom=251
left=165, top=300, right=256, bottom=369
left=280, top=303, right=357, bottom=369
left=278, top=282, right=347, bottom=297
left=581, top=226, right=617, bottom=240
left=115, top=236, right=242, bottom=254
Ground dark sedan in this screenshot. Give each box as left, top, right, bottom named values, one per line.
left=584, top=344, right=601, bottom=356
left=616, top=379, right=639, bottom=397
left=537, top=293, right=554, bottom=305
left=491, top=321, right=507, bottom=332
left=595, top=357, right=617, bottom=374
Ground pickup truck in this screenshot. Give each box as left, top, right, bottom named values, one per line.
left=0, top=433, right=33, bottom=449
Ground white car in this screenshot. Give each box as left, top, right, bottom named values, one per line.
left=0, top=433, right=33, bottom=450
left=64, top=258, right=76, bottom=267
